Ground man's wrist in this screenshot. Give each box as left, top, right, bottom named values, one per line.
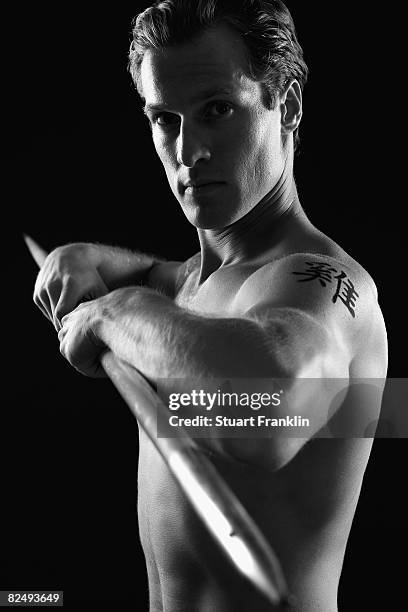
left=93, top=285, right=162, bottom=360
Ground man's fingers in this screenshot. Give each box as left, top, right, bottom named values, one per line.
left=47, top=280, right=64, bottom=329
left=54, top=281, right=81, bottom=330
left=57, top=326, right=66, bottom=344
left=33, top=265, right=61, bottom=324
left=34, top=263, right=110, bottom=334
left=57, top=313, right=107, bottom=379
left=33, top=268, right=49, bottom=319
left=34, top=285, right=55, bottom=324
left=33, top=289, right=50, bottom=321
left=55, top=279, right=109, bottom=329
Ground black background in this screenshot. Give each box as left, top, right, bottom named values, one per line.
left=4, top=1, right=406, bottom=609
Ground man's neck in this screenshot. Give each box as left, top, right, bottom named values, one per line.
left=197, top=170, right=305, bottom=283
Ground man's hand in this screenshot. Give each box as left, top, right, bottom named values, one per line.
left=58, top=299, right=107, bottom=378
left=33, top=242, right=170, bottom=331
left=34, top=244, right=109, bottom=330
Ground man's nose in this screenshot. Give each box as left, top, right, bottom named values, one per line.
left=176, top=122, right=211, bottom=167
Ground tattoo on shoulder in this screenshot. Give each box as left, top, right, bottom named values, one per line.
left=292, top=260, right=359, bottom=318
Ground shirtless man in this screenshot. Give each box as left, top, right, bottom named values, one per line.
left=33, top=1, right=388, bottom=610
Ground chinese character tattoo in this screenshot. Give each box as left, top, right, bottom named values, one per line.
left=293, top=261, right=359, bottom=318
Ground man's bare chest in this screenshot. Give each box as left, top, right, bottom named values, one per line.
left=174, top=264, right=259, bottom=315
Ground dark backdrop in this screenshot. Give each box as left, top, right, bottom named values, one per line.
left=4, top=1, right=406, bottom=610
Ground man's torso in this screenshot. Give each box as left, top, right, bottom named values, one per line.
left=138, top=216, right=387, bottom=611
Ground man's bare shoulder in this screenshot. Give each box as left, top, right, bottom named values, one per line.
left=239, top=234, right=377, bottom=303
left=235, top=239, right=387, bottom=375
left=279, top=250, right=378, bottom=303
left=284, top=227, right=378, bottom=298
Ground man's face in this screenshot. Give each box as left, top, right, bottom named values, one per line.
left=140, top=25, right=285, bottom=229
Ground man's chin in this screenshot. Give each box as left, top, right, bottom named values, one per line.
left=184, top=209, right=234, bottom=230
left=181, top=202, right=250, bottom=230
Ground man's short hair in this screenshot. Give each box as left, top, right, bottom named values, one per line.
left=128, top=0, right=309, bottom=152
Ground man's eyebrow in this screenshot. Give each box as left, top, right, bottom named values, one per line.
left=143, top=87, right=235, bottom=115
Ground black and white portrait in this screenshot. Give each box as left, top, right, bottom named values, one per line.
left=4, top=1, right=406, bottom=610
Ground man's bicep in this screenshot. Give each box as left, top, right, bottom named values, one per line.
left=219, top=253, right=378, bottom=471
left=231, top=254, right=367, bottom=469
left=238, top=253, right=368, bottom=378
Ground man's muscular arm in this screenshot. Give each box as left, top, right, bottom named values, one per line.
left=58, top=253, right=379, bottom=469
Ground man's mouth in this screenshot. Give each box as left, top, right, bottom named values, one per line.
left=183, top=182, right=224, bottom=194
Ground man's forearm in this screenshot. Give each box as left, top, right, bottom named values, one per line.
left=97, top=286, right=287, bottom=382
left=93, top=287, right=317, bottom=470
left=60, top=284, right=341, bottom=469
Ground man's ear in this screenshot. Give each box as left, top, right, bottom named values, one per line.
left=280, top=80, right=302, bottom=135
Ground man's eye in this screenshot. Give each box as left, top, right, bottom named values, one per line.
left=205, top=101, right=233, bottom=118
left=154, top=113, right=180, bottom=127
